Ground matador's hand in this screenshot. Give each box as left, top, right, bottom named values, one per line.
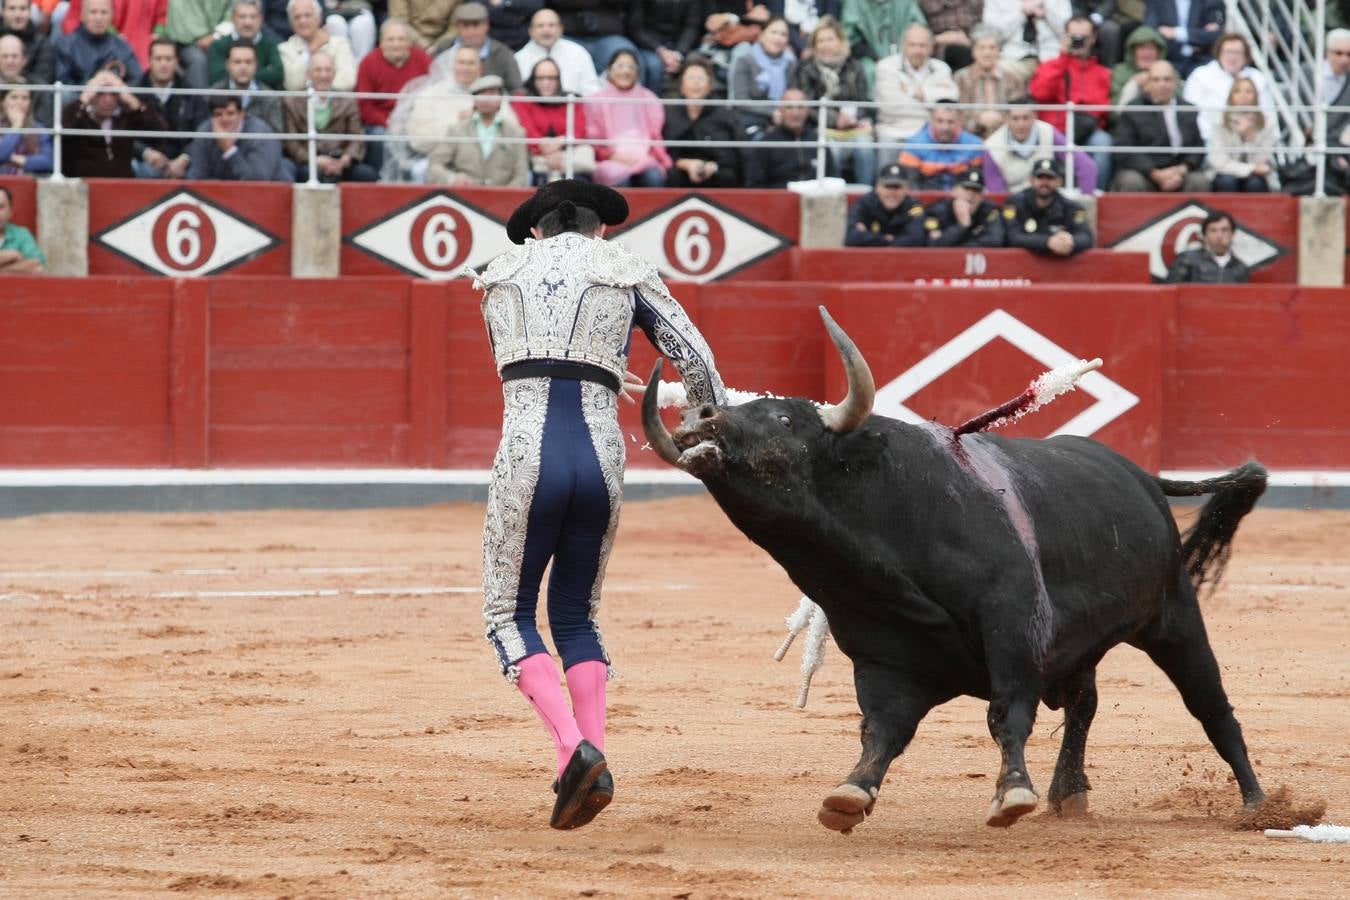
left=619, top=370, right=646, bottom=405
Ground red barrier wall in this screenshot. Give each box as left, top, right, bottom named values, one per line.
left=340, top=186, right=797, bottom=283
left=2, top=277, right=1344, bottom=472
left=788, top=248, right=1150, bottom=284
left=1163, top=286, right=1350, bottom=470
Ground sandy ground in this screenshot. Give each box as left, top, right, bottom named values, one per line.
left=1, top=497, right=1348, bottom=899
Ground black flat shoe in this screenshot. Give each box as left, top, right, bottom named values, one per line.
left=550, top=740, right=608, bottom=830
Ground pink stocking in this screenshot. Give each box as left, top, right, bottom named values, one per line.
left=565, top=660, right=608, bottom=754
left=516, top=653, right=584, bottom=775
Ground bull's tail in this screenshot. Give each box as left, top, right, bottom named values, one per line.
left=1155, top=461, right=1268, bottom=594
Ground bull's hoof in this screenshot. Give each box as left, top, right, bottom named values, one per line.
left=1051, top=792, right=1089, bottom=818
left=818, top=783, right=875, bottom=834
left=984, top=787, right=1039, bottom=828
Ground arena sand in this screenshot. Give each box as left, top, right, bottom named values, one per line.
left=1, top=498, right=1347, bottom=898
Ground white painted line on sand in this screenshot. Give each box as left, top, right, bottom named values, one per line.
left=0, top=565, right=418, bottom=580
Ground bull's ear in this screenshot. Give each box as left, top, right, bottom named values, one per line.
left=817, top=307, right=874, bottom=433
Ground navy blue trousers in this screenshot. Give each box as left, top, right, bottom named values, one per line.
left=487, top=378, right=616, bottom=673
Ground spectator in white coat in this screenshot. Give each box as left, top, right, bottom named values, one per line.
left=1182, top=32, right=1276, bottom=140
left=875, top=23, right=958, bottom=145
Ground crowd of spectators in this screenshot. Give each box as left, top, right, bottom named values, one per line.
left=0, top=0, right=1342, bottom=192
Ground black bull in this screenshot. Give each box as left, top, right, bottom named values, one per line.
left=642, top=308, right=1267, bottom=832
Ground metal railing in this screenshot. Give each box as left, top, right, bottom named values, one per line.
left=1228, top=0, right=1329, bottom=194
left=5, top=80, right=1345, bottom=195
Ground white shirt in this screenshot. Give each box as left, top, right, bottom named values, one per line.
left=1173, top=0, right=1193, bottom=54
left=1160, top=98, right=1182, bottom=146
left=515, top=38, right=602, bottom=97
left=1323, top=58, right=1348, bottom=104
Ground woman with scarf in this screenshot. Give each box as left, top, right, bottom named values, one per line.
left=730, top=16, right=797, bottom=136
left=664, top=57, right=743, bottom=188
left=0, top=82, right=54, bottom=176
left=585, top=49, right=671, bottom=187
left=515, top=57, right=595, bottom=184
left=791, top=16, right=873, bottom=184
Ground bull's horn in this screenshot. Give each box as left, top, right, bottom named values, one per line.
left=641, top=359, right=683, bottom=467
left=817, top=307, right=875, bottom=433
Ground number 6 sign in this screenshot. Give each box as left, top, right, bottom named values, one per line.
left=94, top=189, right=281, bottom=277
left=614, top=195, right=789, bottom=284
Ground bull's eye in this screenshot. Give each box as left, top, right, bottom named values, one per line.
left=777, top=414, right=792, bottom=429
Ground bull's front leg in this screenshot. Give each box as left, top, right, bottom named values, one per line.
left=818, top=662, right=943, bottom=834
left=984, top=662, right=1043, bottom=828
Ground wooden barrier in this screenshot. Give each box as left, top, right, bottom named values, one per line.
left=788, top=248, right=1151, bottom=284
left=1, top=277, right=1345, bottom=471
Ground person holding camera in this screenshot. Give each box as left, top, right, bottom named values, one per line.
left=60, top=67, right=167, bottom=177
left=1027, top=15, right=1112, bottom=190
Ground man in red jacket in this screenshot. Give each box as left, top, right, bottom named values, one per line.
left=356, top=19, right=432, bottom=175
left=1028, top=15, right=1112, bottom=190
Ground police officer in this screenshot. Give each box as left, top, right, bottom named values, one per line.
left=844, top=163, right=927, bottom=248
left=462, top=180, right=726, bottom=830
left=1004, top=158, right=1095, bottom=257
left=923, top=167, right=1006, bottom=247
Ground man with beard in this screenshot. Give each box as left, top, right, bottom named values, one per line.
left=1003, top=157, right=1093, bottom=257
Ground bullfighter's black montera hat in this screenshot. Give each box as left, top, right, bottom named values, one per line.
left=506, top=180, right=629, bottom=244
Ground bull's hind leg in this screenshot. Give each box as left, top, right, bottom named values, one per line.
left=1046, top=666, right=1098, bottom=817
left=1135, top=586, right=1264, bottom=808
left=818, top=662, right=944, bottom=834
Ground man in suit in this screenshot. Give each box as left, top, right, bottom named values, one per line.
left=186, top=93, right=292, bottom=181
left=1110, top=60, right=1209, bottom=192
left=132, top=37, right=207, bottom=179
left=427, top=75, right=529, bottom=186
left=1144, top=0, right=1224, bottom=78
left=209, top=38, right=283, bottom=135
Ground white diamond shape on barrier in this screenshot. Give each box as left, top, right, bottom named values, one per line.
left=349, top=194, right=509, bottom=279
left=874, top=309, right=1140, bottom=437
left=611, top=196, right=785, bottom=284
left=96, top=191, right=275, bottom=276
left=1109, top=202, right=1282, bottom=280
